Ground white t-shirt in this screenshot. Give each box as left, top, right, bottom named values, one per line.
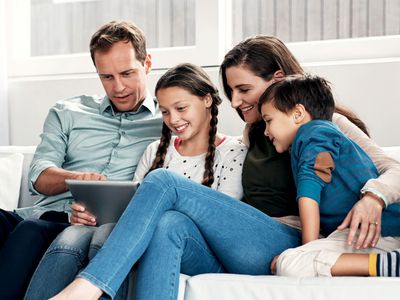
left=134, top=136, right=248, bottom=200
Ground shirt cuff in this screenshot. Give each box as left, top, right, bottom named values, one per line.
left=360, top=187, right=388, bottom=208
left=28, top=161, right=57, bottom=195
left=296, top=179, right=323, bottom=204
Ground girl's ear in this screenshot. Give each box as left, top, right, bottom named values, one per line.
left=293, top=104, right=307, bottom=124
left=204, top=94, right=213, bottom=108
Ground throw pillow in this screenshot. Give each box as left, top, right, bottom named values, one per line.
left=0, top=153, right=24, bottom=210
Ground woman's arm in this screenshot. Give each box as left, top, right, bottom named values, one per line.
left=334, top=113, right=400, bottom=206
left=334, top=113, right=400, bottom=248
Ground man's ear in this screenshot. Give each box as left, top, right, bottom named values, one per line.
left=144, top=54, right=152, bottom=74
left=272, top=70, right=285, bottom=80
left=293, top=104, right=307, bottom=124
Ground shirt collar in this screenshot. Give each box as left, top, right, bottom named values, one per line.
left=100, top=90, right=157, bottom=116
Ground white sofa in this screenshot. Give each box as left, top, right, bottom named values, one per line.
left=1, top=145, right=400, bottom=300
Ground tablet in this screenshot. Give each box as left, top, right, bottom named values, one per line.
left=66, top=179, right=139, bottom=225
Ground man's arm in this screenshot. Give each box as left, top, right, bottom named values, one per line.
left=34, top=167, right=106, bottom=196
left=298, top=197, right=320, bottom=244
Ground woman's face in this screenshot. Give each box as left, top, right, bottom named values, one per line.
left=225, top=65, right=275, bottom=124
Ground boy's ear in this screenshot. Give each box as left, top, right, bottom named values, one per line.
left=204, top=94, right=213, bottom=108
left=293, top=104, right=306, bottom=123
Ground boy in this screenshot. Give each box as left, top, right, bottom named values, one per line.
left=259, top=75, right=400, bottom=277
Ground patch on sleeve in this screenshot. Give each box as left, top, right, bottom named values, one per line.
left=314, top=152, right=335, bottom=183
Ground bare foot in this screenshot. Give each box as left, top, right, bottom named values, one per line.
left=49, top=278, right=103, bottom=300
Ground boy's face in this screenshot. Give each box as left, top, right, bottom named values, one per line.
left=261, top=101, right=299, bottom=153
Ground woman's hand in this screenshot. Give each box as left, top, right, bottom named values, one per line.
left=337, top=192, right=384, bottom=249
left=70, top=202, right=97, bottom=226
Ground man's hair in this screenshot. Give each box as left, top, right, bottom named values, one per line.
left=90, top=20, right=147, bottom=65
left=259, top=74, right=335, bottom=121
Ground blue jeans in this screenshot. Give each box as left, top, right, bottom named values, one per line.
left=79, top=169, right=302, bottom=299
left=24, top=224, right=129, bottom=300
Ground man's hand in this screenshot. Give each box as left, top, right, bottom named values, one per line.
left=70, top=202, right=97, bottom=226
left=72, top=171, right=107, bottom=181
left=337, top=192, right=384, bottom=249
left=34, top=167, right=106, bottom=196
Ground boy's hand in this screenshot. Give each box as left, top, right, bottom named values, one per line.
left=70, top=202, right=97, bottom=226
left=270, top=255, right=280, bottom=274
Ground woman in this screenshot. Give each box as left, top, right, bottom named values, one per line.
left=50, top=36, right=400, bottom=300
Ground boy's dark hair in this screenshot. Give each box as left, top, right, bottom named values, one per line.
left=258, top=75, right=335, bottom=121
left=90, top=20, right=147, bottom=66
left=148, top=63, right=222, bottom=187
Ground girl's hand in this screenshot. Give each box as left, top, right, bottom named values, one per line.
left=70, top=202, right=97, bottom=226
left=270, top=255, right=280, bottom=274
left=337, top=192, right=384, bottom=249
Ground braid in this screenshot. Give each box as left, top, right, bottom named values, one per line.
left=202, top=101, right=218, bottom=187
left=146, top=123, right=171, bottom=176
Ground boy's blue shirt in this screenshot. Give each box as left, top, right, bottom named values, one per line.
left=291, top=120, right=400, bottom=236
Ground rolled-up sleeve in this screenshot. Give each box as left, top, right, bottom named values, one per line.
left=29, top=104, right=68, bottom=194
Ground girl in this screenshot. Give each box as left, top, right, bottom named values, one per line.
left=51, top=37, right=400, bottom=300
left=25, top=63, right=247, bottom=299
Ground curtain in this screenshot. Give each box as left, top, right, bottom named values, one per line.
left=0, top=0, right=9, bottom=145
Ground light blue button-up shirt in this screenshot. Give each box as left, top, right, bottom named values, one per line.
left=15, top=92, right=162, bottom=219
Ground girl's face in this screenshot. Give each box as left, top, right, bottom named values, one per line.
left=157, top=86, right=212, bottom=142
left=225, top=65, right=275, bottom=124
left=260, top=101, right=299, bottom=153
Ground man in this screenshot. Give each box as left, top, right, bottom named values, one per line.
left=0, top=21, right=162, bottom=299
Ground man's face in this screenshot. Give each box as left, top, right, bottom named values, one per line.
left=94, top=40, right=152, bottom=112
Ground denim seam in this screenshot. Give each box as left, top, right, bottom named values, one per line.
left=46, top=246, right=88, bottom=263
left=170, top=237, right=183, bottom=300
left=78, top=271, right=116, bottom=298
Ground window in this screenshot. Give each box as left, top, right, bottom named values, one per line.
left=31, top=0, right=195, bottom=56
left=8, top=0, right=227, bottom=76
left=232, top=0, right=400, bottom=44
left=231, top=0, right=400, bottom=63
left=7, top=0, right=400, bottom=77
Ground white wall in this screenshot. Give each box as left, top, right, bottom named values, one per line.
left=7, top=59, right=400, bottom=146
left=0, top=0, right=9, bottom=145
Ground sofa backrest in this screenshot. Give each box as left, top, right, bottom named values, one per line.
left=1, top=145, right=400, bottom=210
left=0, top=146, right=40, bottom=208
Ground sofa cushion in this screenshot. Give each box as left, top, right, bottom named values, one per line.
left=0, top=153, right=23, bottom=210
left=184, top=273, right=400, bottom=300
left=0, top=146, right=40, bottom=208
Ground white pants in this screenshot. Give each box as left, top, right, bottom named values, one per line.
left=276, top=229, right=400, bottom=277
